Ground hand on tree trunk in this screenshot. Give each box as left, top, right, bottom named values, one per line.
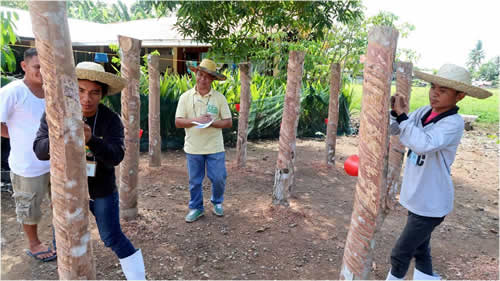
left=391, top=94, right=408, bottom=116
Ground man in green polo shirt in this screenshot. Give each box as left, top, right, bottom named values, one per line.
left=175, top=59, right=232, bottom=222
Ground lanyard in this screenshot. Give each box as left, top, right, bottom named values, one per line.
left=83, top=109, right=98, bottom=134
left=83, top=109, right=98, bottom=161
left=192, top=93, right=211, bottom=117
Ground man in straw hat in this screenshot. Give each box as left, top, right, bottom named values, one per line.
left=385, top=64, right=493, bottom=280
left=0, top=48, right=56, bottom=262
left=175, top=58, right=232, bottom=223
left=33, top=61, right=146, bottom=280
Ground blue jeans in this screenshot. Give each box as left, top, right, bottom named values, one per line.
left=186, top=152, right=227, bottom=211
left=89, top=191, right=136, bottom=259
left=390, top=211, right=445, bottom=278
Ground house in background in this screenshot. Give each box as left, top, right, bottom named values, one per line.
left=1, top=6, right=210, bottom=76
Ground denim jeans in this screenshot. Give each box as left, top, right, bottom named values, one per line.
left=89, top=191, right=136, bottom=259
left=186, top=152, right=227, bottom=211
left=390, top=211, right=445, bottom=278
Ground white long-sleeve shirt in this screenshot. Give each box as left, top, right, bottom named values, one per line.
left=389, top=105, right=464, bottom=217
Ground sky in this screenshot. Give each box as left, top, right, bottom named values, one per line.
left=363, top=0, right=500, bottom=70
left=112, top=0, right=499, bottom=71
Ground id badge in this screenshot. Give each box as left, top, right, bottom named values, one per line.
left=86, top=161, right=96, bottom=177
left=408, top=151, right=418, bottom=165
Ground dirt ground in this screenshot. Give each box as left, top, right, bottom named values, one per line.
left=1, top=125, right=498, bottom=280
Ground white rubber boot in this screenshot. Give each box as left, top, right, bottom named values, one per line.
left=119, top=249, right=146, bottom=280
left=413, top=268, right=440, bottom=280
left=386, top=269, right=404, bottom=280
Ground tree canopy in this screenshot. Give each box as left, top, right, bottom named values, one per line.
left=467, top=40, right=485, bottom=73
left=0, top=0, right=169, bottom=23
left=167, top=1, right=363, bottom=63
left=478, top=56, right=500, bottom=86
left=0, top=10, right=18, bottom=74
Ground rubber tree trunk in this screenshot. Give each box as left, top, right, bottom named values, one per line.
left=235, top=62, right=251, bottom=168
left=28, top=1, right=96, bottom=279
left=326, top=62, right=341, bottom=165
left=119, top=35, right=142, bottom=220
left=148, top=54, right=161, bottom=167
left=384, top=62, right=412, bottom=213
left=340, top=26, right=399, bottom=280
left=272, top=51, right=306, bottom=206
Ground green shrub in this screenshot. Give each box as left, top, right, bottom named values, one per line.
left=350, top=84, right=499, bottom=123
left=104, top=68, right=353, bottom=150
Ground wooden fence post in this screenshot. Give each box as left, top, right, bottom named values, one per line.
left=235, top=62, right=251, bottom=168
left=326, top=62, right=341, bottom=165
left=119, top=35, right=142, bottom=220
left=148, top=54, right=161, bottom=167
left=340, top=26, right=399, bottom=280
left=28, top=1, right=96, bottom=279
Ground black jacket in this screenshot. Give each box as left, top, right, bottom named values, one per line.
left=33, top=104, right=125, bottom=199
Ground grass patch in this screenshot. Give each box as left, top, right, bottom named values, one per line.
left=350, top=84, right=499, bottom=123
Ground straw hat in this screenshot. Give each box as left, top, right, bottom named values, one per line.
left=414, top=64, right=492, bottom=99
left=75, top=61, right=126, bottom=95
left=188, top=59, right=226, bottom=81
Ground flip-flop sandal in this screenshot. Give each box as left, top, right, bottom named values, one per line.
left=25, top=247, right=57, bottom=262
left=52, top=226, right=57, bottom=251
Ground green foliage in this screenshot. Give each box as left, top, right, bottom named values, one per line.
left=350, top=84, right=499, bottom=123
left=285, top=11, right=417, bottom=85
left=170, top=1, right=363, bottom=64
left=245, top=74, right=353, bottom=139
left=0, top=0, right=159, bottom=23
left=104, top=68, right=354, bottom=149
left=478, top=56, right=500, bottom=86
left=0, top=1, right=27, bottom=10
left=0, top=10, right=18, bottom=73
left=0, top=74, right=16, bottom=86
left=66, top=0, right=110, bottom=23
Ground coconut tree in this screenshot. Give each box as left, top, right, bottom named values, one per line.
left=148, top=53, right=161, bottom=167
left=28, top=1, right=95, bottom=279
left=467, top=40, right=485, bottom=74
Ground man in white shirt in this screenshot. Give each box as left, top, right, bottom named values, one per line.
left=0, top=48, right=55, bottom=262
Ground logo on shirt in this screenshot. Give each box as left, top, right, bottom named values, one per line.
left=207, top=104, right=218, bottom=116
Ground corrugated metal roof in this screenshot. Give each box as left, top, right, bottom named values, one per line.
left=1, top=6, right=210, bottom=47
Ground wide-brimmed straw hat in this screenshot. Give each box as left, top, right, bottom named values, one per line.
left=414, top=64, right=492, bottom=99
left=188, top=59, right=226, bottom=81
left=75, top=61, right=126, bottom=95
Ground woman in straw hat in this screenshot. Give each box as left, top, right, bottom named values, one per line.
left=33, top=61, right=146, bottom=280
left=385, top=64, right=493, bottom=280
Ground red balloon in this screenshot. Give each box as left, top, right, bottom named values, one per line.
left=325, top=118, right=328, bottom=125
left=139, top=129, right=143, bottom=139
left=235, top=103, right=240, bottom=112
left=344, top=155, right=359, bottom=176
